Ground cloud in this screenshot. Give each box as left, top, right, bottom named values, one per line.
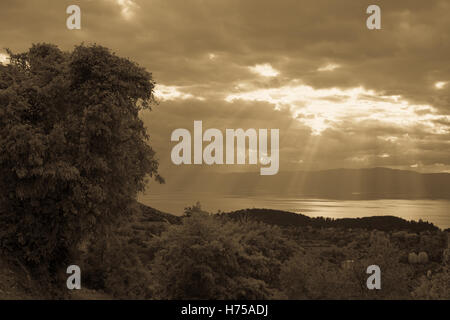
left=317, top=63, right=340, bottom=72
left=154, top=85, right=205, bottom=101
left=249, top=64, right=280, bottom=77
left=435, top=81, right=448, bottom=89
left=225, top=81, right=449, bottom=135
left=113, top=0, right=139, bottom=19
left=0, top=0, right=449, bottom=175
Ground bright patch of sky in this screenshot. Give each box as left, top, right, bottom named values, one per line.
left=111, top=0, right=138, bottom=19
left=317, top=63, right=340, bottom=72
left=434, top=81, right=447, bottom=89
left=226, top=81, right=449, bottom=135
left=249, top=64, right=280, bottom=77
left=154, top=84, right=205, bottom=101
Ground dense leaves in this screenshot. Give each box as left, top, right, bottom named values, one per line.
left=147, top=209, right=300, bottom=299
left=0, top=43, right=162, bottom=270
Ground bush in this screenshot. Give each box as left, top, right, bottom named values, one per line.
left=412, top=266, right=449, bottom=299
left=280, top=252, right=359, bottom=299
left=147, top=211, right=301, bottom=299
left=281, top=243, right=414, bottom=299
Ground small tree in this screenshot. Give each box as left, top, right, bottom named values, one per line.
left=0, top=43, right=162, bottom=272
left=183, top=201, right=205, bottom=217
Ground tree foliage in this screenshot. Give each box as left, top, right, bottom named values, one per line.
left=0, top=43, right=162, bottom=269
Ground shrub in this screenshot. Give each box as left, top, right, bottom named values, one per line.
left=281, top=243, right=414, bottom=299
left=147, top=211, right=301, bottom=299
left=412, top=266, right=450, bottom=299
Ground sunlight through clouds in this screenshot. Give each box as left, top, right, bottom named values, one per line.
left=225, top=82, right=450, bottom=135
left=109, top=0, right=139, bottom=19
left=0, top=0, right=447, bottom=174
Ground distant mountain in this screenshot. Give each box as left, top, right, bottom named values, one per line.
left=160, top=167, right=450, bottom=199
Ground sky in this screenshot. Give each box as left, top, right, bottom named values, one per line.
left=1, top=0, right=449, bottom=183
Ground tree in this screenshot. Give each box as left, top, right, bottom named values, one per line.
left=0, top=43, right=162, bottom=272
left=183, top=201, right=205, bottom=217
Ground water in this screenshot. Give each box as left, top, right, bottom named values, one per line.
left=137, top=192, right=450, bottom=229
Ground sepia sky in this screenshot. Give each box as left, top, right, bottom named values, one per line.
left=1, top=0, right=449, bottom=180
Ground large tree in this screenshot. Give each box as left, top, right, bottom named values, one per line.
left=0, top=43, right=162, bottom=270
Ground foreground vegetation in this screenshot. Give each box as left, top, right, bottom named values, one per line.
left=79, top=203, right=448, bottom=299
left=0, top=201, right=449, bottom=299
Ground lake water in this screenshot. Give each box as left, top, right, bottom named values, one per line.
left=137, top=192, right=450, bottom=229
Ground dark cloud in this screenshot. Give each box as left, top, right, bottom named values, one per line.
left=1, top=0, right=449, bottom=178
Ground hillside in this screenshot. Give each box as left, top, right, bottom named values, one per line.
left=223, top=208, right=440, bottom=232
left=136, top=203, right=181, bottom=224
